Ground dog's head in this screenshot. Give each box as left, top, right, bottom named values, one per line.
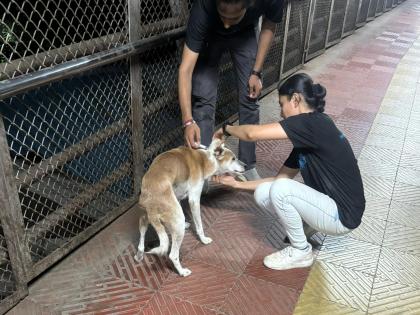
left=208, top=139, right=245, bottom=175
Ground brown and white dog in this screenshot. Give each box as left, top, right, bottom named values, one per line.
left=134, top=139, right=245, bottom=276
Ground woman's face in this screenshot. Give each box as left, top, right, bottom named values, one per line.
left=279, top=95, right=297, bottom=119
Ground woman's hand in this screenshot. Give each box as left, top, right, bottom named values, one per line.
left=212, top=174, right=238, bottom=188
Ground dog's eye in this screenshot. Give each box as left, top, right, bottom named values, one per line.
left=232, top=157, right=236, bottom=161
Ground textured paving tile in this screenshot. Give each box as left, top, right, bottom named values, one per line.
left=294, top=293, right=366, bottom=315
left=382, top=221, right=420, bottom=256
left=206, top=211, right=271, bottom=240
left=399, top=151, right=420, bottom=170
left=362, top=175, right=395, bottom=199
left=159, top=259, right=238, bottom=311
left=392, top=181, right=420, bottom=206
left=362, top=195, right=391, bottom=220
left=31, top=271, right=155, bottom=315
left=358, top=159, right=398, bottom=181
left=5, top=298, right=60, bottom=315
left=140, top=292, right=221, bottom=315
left=317, top=236, right=381, bottom=276
left=106, top=243, right=171, bottom=290
left=396, top=167, right=420, bottom=187
left=219, top=274, right=299, bottom=315
left=388, top=200, right=420, bottom=229
left=372, top=113, right=409, bottom=129
left=368, top=276, right=420, bottom=314
left=364, top=134, right=405, bottom=151
left=244, top=241, right=311, bottom=291
left=358, top=145, right=401, bottom=165
left=347, top=216, right=387, bottom=246
left=301, top=261, right=374, bottom=311
left=376, top=247, right=420, bottom=288
left=189, top=228, right=261, bottom=274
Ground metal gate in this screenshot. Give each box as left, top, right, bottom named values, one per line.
left=281, top=0, right=312, bottom=78
left=376, top=0, right=385, bottom=15
left=357, top=0, right=371, bottom=26
left=343, top=0, right=361, bottom=37
left=385, top=0, right=394, bottom=10
left=261, top=7, right=288, bottom=94
left=305, top=0, right=333, bottom=61
left=367, top=0, right=379, bottom=20
left=326, top=0, right=349, bottom=47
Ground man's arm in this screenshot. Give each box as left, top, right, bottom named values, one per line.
left=178, top=44, right=200, bottom=148
left=248, top=17, right=276, bottom=98
left=253, top=17, right=276, bottom=73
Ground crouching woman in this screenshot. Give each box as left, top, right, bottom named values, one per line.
left=213, top=73, right=365, bottom=270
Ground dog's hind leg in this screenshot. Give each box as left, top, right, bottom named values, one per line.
left=134, top=210, right=148, bottom=262
left=166, top=206, right=191, bottom=277
left=189, top=192, right=212, bottom=245
left=146, top=215, right=169, bottom=256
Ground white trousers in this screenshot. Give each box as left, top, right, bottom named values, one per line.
left=254, top=178, right=351, bottom=249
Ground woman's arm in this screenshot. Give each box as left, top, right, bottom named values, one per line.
left=214, top=123, right=288, bottom=142
left=214, top=165, right=299, bottom=191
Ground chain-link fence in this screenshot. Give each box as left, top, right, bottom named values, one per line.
left=0, top=0, right=407, bottom=312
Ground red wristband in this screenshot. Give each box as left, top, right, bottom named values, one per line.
left=183, top=119, right=196, bottom=128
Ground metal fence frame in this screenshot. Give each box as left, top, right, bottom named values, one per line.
left=326, top=0, right=349, bottom=48
left=357, top=0, right=372, bottom=27
left=305, top=0, right=334, bottom=61
left=0, top=0, right=407, bottom=312
left=343, top=0, right=361, bottom=37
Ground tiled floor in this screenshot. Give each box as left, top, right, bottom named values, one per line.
left=7, top=1, right=420, bottom=314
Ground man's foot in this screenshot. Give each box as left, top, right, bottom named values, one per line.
left=263, top=244, right=313, bottom=270
left=243, top=168, right=261, bottom=181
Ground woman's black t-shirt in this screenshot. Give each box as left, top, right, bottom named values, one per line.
left=280, top=112, right=365, bottom=229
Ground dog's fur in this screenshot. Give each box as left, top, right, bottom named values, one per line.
left=134, top=139, right=244, bottom=276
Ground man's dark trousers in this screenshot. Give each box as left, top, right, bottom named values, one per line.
left=191, top=29, right=259, bottom=170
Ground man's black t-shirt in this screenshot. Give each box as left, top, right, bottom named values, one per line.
left=280, top=112, right=365, bottom=229
left=186, top=0, right=284, bottom=53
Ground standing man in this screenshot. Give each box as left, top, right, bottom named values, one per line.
left=179, top=0, right=284, bottom=180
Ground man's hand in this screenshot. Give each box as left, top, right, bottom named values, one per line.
left=248, top=74, right=262, bottom=99
left=184, top=123, right=201, bottom=148
left=212, top=175, right=238, bottom=188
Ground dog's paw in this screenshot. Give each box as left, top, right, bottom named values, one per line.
left=185, top=221, right=191, bottom=229
left=134, top=252, right=144, bottom=262
left=179, top=268, right=192, bottom=277
left=200, top=236, right=213, bottom=245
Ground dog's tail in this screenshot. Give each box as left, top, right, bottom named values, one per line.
left=146, top=214, right=170, bottom=256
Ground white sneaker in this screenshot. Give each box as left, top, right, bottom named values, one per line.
left=263, top=244, right=313, bottom=270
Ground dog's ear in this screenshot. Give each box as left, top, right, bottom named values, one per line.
left=209, top=138, right=225, bottom=159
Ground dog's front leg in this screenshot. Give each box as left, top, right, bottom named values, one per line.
left=189, top=193, right=212, bottom=244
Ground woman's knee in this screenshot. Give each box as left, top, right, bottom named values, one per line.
left=254, top=182, right=273, bottom=208
left=269, top=178, right=294, bottom=204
